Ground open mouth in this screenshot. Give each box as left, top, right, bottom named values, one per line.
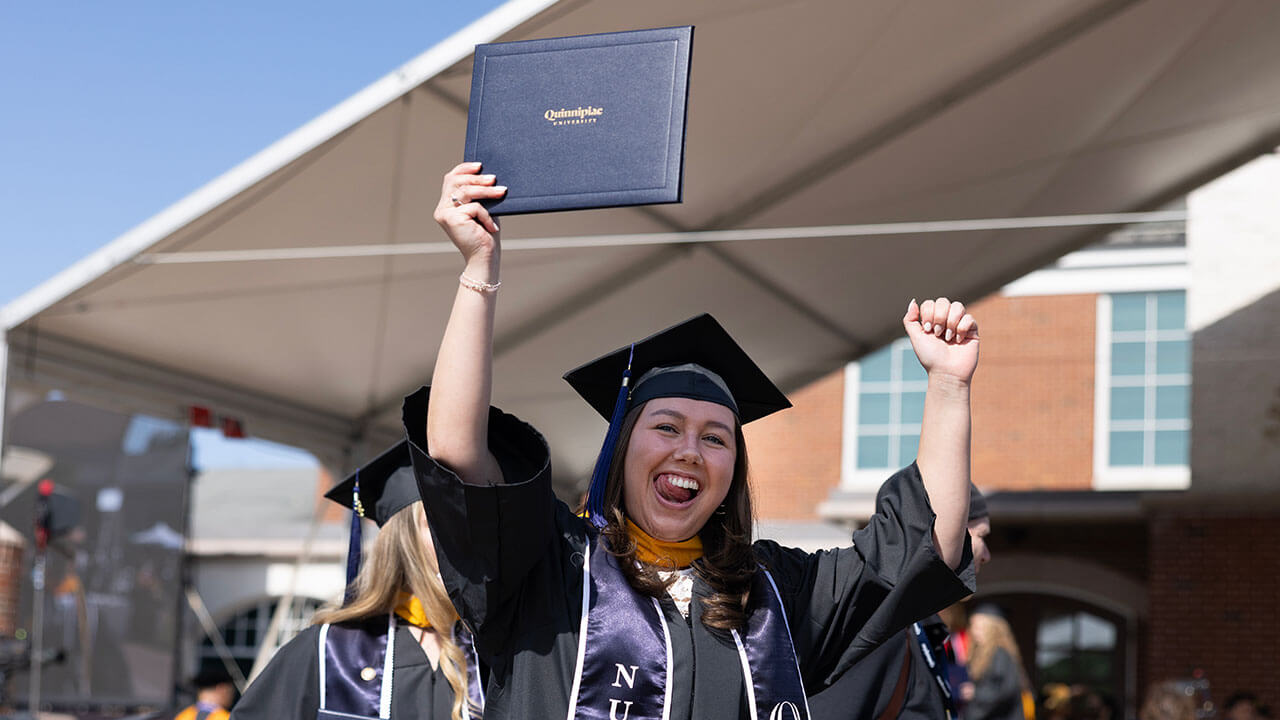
left=654, top=473, right=701, bottom=506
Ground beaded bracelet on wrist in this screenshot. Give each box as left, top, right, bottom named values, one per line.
left=459, top=273, right=501, bottom=293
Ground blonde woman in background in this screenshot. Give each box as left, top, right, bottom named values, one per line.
left=231, top=442, right=484, bottom=720
left=963, top=605, right=1029, bottom=720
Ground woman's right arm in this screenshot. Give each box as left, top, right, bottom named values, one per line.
left=413, top=167, right=572, bottom=652
left=426, top=162, right=508, bottom=486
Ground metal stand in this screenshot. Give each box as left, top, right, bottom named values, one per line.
left=27, top=551, right=44, bottom=713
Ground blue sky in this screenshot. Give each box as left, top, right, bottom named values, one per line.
left=2, top=2, right=502, bottom=467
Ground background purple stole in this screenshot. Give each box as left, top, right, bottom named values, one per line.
left=454, top=622, right=487, bottom=716
left=568, top=540, right=810, bottom=720
left=318, top=614, right=484, bottom=719
left=735, top=570, right=811, bottom=720
left=320, top=616, right=391, bottom=719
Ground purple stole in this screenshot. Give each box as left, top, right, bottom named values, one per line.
left=567, top=539, right=810, bottom=720
left=317, top=614, right=485, bottom=719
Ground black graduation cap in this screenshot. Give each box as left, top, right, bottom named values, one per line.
left=967, top=483, right=988, bottom=522
left=564, top=313, right=791, bottom=424
left=971, top=602, right=1007, bottom=619
left=562, top=313, right=791, bottom=526
left=324, top=440, right=418, bottom=528
left=324, top=440, right=418, bottom=599
left=191, top=666, right=235, bottom=690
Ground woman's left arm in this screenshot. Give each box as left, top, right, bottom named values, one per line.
left=904, top=297, right=979, bottom=570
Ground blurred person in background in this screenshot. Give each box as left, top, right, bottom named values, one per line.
left=175, top=668, right=234, bottom=720
left=1139, top=681, right=1196, bottom=720
left=1224, top=692, right=1264, bottom=720
left=808, top=484, right=993, bottom=720
left=230, top=443, right=484, bottom=720
left=962, top=605, right=1029, bottom=720
left=1038, top=684, right=1071, bottom=720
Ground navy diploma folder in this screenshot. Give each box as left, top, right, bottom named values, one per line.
left=463, top=26, right=693, bottom=215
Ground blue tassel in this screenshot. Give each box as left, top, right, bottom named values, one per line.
left=344, top=476, right=363, bottom=603
left=585, top=345, right=635, bottom=528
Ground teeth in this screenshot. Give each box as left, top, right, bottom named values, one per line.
left=661, top=474, right=700, bottom=491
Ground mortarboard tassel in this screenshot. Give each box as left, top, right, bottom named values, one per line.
left=344, top=475, right=363, bottom=603
left=584, top=344, right=635, bottom=528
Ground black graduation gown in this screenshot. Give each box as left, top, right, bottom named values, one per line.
left=404, top=391, right=976, bottom=720
left=807, top=614, right=952, bottom=720
left=966, top=648, right=1025, bottom=720
left=229, top=619, right=460, bottom=720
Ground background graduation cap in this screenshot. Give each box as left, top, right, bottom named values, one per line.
left=191, top=666, right=235, bottom=691
left=562, top=313, right=792, bottom=527
left=968, top=483, right=989, bottom=522
left=324, top=440, right=418, bottom=600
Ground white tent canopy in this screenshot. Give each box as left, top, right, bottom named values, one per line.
left=5, top=0, right=1280, bottom=484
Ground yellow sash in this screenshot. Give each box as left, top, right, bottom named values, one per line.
left=394, top=592, right=431, bottom=629
left=627, top=519, right=703, bottom=569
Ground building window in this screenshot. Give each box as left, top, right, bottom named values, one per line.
left=842, top=339, right=926, bottom=488
left=1036, top=610, right=1119, bottom=690
left=198, top=596, right=324, bottom=678
left=1095, top=291, right=1190, bottom=489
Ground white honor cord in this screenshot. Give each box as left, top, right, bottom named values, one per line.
left=731, top=628, right=758, bottom=720
left=380, top=614, right=395, bottom=719
left=318, top=623, right=330, bottom=709
left=471, top=638, right=486, bottom=706
left=732, top=568, right=813, bottom=720
left=451, top=626, right=468, bottom=720
left=654, top=597, right=673, bottom=720
left=473, top=638, right=486, bottom=702
left=565, top=543, right=592, bottom=720
left=760, top=569, right=813, bottom=720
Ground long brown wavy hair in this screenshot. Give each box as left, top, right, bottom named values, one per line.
left=594, top=403, right=757, bottom=632
left=313, top=502, right=478, bottom=720
left=968, top=610, right=1028, bottom=688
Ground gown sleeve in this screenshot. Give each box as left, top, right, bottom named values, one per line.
left=229, top=626, right=321, bottom=720
left=755, top=462, right=977, bottom=689
left=402, top=386, right=583, bottom=656
left=804, top=626, right=910, bottom=720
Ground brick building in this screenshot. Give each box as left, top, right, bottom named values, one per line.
left=747, top=154, right=1280, bottom=718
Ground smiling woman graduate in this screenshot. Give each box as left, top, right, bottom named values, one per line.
left=230, top=441, right=484, bottom=720
left=404, top=163, right=981, bottom=720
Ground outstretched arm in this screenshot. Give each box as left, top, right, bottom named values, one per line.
left=426, top=163, right=508, bottom=486
left=903, top=297, right=978, bottom=570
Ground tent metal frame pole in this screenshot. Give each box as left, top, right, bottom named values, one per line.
left=29, top=548, right=44, bottom=712
left=132, top=210, right=1190, bottom=265
left=184, top=587, right=249, bottom=691
left=171, top=442, right=199, bottom=705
